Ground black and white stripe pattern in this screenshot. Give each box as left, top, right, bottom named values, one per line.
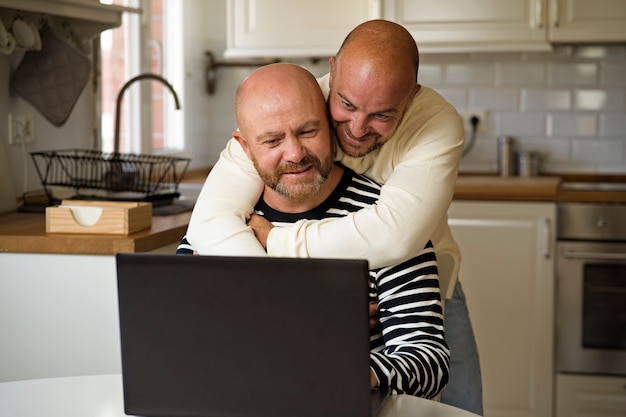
left=176, top=163, right=450, bottom=397
left=253, top=164, right=449, bottom=397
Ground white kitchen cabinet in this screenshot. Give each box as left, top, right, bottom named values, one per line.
left=0, top=253, right=121, bottom=383
left=383, top=0, right=626, bottom=52
left=447, top=201, right=556, bottom=417
left=225, top=0, right=626, bottom=58
left=548, top=0, right=626, bottom=42
left=556, top=374, right=626, bottom=417
left=383, top=0, right=549, bottom=52
left=224, top=0, right=381, bottom=58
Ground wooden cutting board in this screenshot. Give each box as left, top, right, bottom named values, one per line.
left=454, top=176, right=562, bottom=200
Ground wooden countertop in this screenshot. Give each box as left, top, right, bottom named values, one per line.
left=1, top=172, right=624, bottom=255
left=454, top=175, right=626, bottom=203
left=0, top=210, right=191, bottom=255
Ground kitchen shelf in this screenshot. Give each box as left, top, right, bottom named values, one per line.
left=0, top=0, right=138, bottom=39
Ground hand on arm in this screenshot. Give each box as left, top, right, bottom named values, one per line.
left=247, top=213, right=273, bottom=249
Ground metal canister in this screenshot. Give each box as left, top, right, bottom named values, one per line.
left=518, top=151, right=542, bottom=177
left=497, top=136, right=515, bottom=177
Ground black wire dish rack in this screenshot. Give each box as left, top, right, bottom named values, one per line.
left=30, top=149, right=191, bottom=207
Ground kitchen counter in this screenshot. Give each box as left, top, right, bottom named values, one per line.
left=1, top=173, right=624, bottom=255
left=0, top=210, right=191, bottom=255
left=454, top=174, right=626, bottom=203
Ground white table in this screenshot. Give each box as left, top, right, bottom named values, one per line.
left=0, top=374, right=480, bottom=417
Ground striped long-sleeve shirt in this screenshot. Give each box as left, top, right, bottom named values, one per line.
left=177, top=163, right=450, bottom=398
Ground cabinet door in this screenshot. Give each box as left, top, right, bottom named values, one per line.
left=447, top=201, right=555, bottom=417
left=548, top=0, right=626, bottom=42
left=225, top=0, right=380, bottom=58
left=383, top=0, right=549, bottom=51
left=556, top=374, right=626, bottom=417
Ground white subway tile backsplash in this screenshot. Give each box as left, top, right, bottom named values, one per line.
left=444, top=63, right=494, bottom=85
left=600, top=62, right=626, bottom=86
left=522, top=89, right=571, bottom=111
left=572, top=139, right=625, bottom=164
left=600, top=114, right=626, bottom=137
left=435, top=88, right=467, bottom=109
left=469, top=88, right=519, bottom=111
left=548, top=114, right=598, bottom=137
left=549, top=63, right=597, bottom=86
left=576, top=89, right=625, bottom=111
left=415, top=48, right=624, bottom=173
left=497, top=62, right=545, bottom=86
left=418, top=64, right=443, bottom=86
left=597, top=163, right=626, bottom=174
left=514, top=138, right=572, bottom=163
left=574, top=46, right=614, bottom=59
left=494, top=112, right=546, bottom=136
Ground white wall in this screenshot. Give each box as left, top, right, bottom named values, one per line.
left=1, top=6, right=625, bottom=204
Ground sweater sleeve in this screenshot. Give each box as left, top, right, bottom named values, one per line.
left=266, top=95, right=464, bottom=269
left=186, top=138, right=268, bottom=256
left=369, top=242, right=450, bottom=397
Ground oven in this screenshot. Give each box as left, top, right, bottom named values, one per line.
left=556, top=202, right=626, bottom=376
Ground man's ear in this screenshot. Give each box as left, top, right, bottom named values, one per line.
left=232, top=130, right=253, bottom=160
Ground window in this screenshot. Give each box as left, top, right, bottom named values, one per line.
left=99, top=0, right=183, bottom=155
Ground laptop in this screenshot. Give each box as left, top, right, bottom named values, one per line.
left=116, top=253, right=390, bottom=417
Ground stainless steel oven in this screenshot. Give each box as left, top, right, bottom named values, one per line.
left=556, top=202, right=626, bottom=376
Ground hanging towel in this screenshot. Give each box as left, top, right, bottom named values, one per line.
left=10, top=26, right=91, bottom=126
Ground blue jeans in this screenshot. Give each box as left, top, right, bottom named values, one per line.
left=440, top=280, right=484, bottom=416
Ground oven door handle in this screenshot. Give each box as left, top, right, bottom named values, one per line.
left=562, top=249, right=626, bottom=261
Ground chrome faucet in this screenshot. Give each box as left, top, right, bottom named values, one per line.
left=113, top=73, right=181, bottom=154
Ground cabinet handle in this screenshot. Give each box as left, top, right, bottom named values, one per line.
left=542, top=218, right=552, bottom=259
left=563, top=250, right=626, bottom=261
left=551, top=0, right=560, bottom=27
left=534, top=0, right=544, bottom=28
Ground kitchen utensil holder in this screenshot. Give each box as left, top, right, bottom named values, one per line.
left=31, top=149, right=191, bottom=204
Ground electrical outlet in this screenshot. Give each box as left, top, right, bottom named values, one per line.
left=8, top=113, right=35, bottom=145
left=457, top=109, right=487, bottom=134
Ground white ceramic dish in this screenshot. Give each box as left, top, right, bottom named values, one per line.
left=12, top=19, right=35, bottom=48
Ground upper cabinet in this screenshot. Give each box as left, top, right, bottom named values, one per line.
left=383, top=0, right=550, bottom=52
left=548, top=0, right=626, bottom=42
left=384, top=0, right=626, bottom=52
left=224, top=0, right=381, bottom=58
left=225, top=0, right=626, bottom=57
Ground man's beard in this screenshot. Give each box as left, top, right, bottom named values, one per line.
left=334, top=122, right=383, bottom=158
left=253, top=153, right=334, bottom=201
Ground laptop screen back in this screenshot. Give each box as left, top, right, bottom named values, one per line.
left=116, top=253, right=372, bottom=417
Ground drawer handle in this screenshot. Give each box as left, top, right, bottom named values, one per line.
left=563, top=250, right=626, bottom=261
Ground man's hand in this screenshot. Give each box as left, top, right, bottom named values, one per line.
left=370, top=369, right=379, bottom=389
left=369, top=302, right=380, bottom=329
left=247, top=213, right=273, bottom=249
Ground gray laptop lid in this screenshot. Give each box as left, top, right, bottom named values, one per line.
left=116, top=253, right=375, bottom=417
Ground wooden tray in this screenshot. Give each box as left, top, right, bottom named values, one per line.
left=46, top=200, right=152, bottom=235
